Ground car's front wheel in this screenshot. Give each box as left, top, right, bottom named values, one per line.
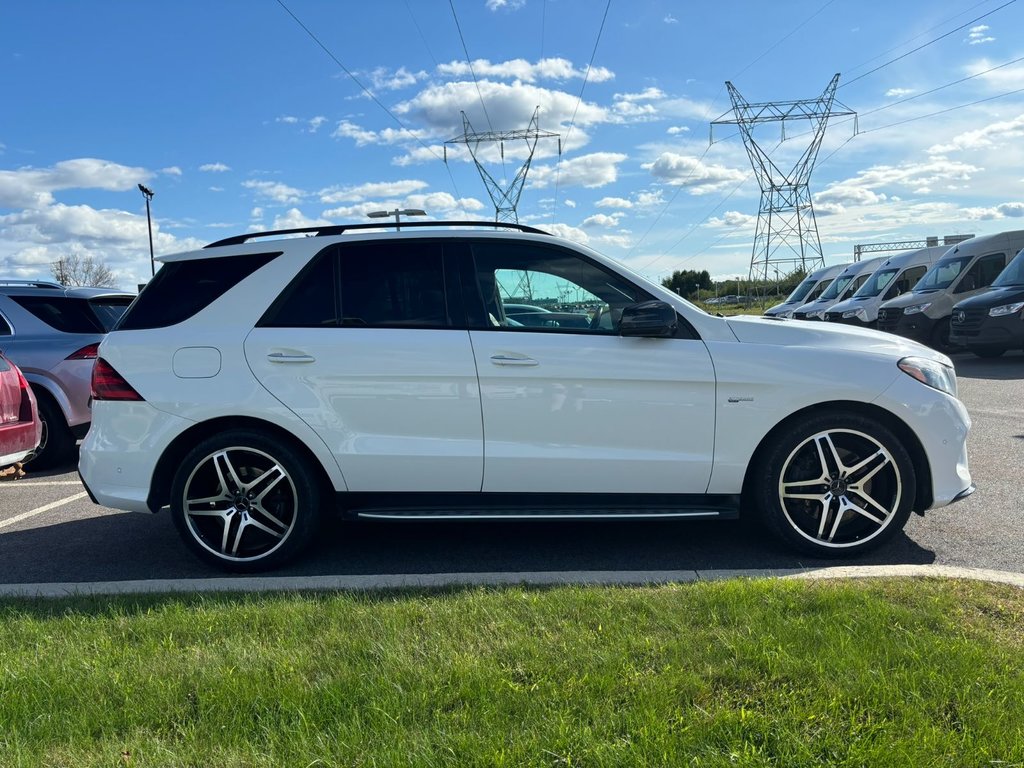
left=755, top=411, right=916, bottom=558
left=170, top=430, right=322, bottom=571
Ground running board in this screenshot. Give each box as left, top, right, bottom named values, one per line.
left=355, top=508, right=733, bottom=521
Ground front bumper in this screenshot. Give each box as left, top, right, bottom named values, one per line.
left=877, top=310, right=939, bottom=345
left=949, top=312, right=1024, bottom=351
left=824, top=311, right=875, bottom=328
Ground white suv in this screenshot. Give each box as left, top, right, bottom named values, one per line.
left=79, top=222, right=974, bottom=571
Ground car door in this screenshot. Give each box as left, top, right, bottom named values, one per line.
left=244, top=240, right=483, bottom=492
left=464, top=239, right=716, bottom=494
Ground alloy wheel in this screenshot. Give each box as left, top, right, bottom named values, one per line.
left=182, top=446, right=298, bottom=562
left=777, top=428, right=902, bottom=549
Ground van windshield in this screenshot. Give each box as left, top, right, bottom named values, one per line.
left=785, top=276, right=817, bottom=303
left=853, top=267, right=898, bottom=298
left=913, top=255, right=971, bottom=291
left=817, top=274, right=854, bottom=301
left=993, top=249, right=1024, bottom=287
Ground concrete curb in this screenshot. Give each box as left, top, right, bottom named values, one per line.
left=1, top=564, right=1023, bottom=598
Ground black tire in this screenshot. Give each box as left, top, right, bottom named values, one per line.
left=755, top=411, right=916, bottom=558
left=929, top=321, right=951, bottom=352
left=170, top=429, right=323, bottom=572
left=25, top=393, right=76, bottom=470
left=971, top=347, right=1006, bottom=359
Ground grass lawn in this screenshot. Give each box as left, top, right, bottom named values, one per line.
left=2, top=578, right=1022, bottom=767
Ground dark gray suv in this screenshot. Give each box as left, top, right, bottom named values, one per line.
left=0, top=281, right=133, bottom=468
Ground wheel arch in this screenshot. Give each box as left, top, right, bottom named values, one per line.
left=740, top=400, right=933, bottom=514
left=147, top=415, right=337, bottom=513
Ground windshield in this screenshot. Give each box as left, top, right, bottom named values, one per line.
left=785, top=276, right=817, bottom=304
left=913, top=255, right=971, bottom=292
left=817, top=274, right=854, bottom=301
left=853, top=267, right=898, bottom=298
left=993, top=249, right=1024, bottom=287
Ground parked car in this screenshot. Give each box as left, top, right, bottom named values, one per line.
left=949, top=245, right=1024, bottom=357
left=0, top=352, right=41, bottom=471
left=80, top=222, right=973, bottom=571
left=763, top=263, right=850, bottom=318
left=824, top=245, right=950, bottom=328
left=876, top=231, right=1021, bottom=349
left=502, top=303, right=592, bottom=329
left=0, top=281, right=134, bottom=468
left=792, top=257, right=885, bottom=321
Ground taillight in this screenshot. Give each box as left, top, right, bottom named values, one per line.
left=67, top=343, right=100, bottom=360
left=91, top=358, right=143, bottom=401
left=15, top=367, right=33, bottom=422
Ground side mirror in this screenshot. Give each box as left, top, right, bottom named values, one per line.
left=620, top=301, right=678, bottom=338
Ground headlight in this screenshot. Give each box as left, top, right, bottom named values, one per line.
left=989, top=301, right=1024, bottom=317
left=898, top=356, right=957, bottom=397
left=805, top=309, right=823, bottom=319
left=903, top=303, right=932, bottom=315
left=842, top=308, right=866, bottom=320
left=772, top=309, right=794, bottom=318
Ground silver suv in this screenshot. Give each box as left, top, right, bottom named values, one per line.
left=0, top=281, right=133, bottom=468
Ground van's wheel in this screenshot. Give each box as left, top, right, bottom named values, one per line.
left=929, top=321, right=951, bottom=352
left=170, top=430, right=322, bottom=572
left=755, top=411, right=916, bottom=558
left=25, top=394, right=76, bottom=470
left=972, top=347, right=1006, bottom=358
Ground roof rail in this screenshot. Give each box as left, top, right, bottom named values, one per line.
left=204, top=220, right=551, bottom=249
left=0, top=279, right=65, bottom=289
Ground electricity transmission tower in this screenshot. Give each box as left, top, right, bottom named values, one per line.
left=711, top=74, right=856, bottom=283
left=445, top=106, right=560, bottom=224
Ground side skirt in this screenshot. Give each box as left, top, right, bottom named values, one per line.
left=336, top=492, right=741, bottom=521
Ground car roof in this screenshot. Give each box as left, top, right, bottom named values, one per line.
left=0, top=281, right=133, bottom=299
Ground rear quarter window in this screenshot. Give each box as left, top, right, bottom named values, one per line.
left=117, top=252, right=280, bottom=330
left=11, top=296, right=106, bottom=333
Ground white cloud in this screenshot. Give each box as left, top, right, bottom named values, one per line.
left=643, top=153, right=747, bottom=194
left=276, top=115, right=300, bottom=124
left=962, top=201, right=1024, bottom=220
left=320, top=179, right=429, bottom=204
left=545, top=222, right=589, bottom=244
left=0, top=158, right=149, bottom=209
left=706, top=211, right=757, bottom=229
left=818, top=159, right=980, bottom=204
left=927, top=114, right=1024, bottom=154
left=664, top=14, right=678, bottom=24
left=209, top=186, right=224, bottom=193
left=270, top=208, right=334, bottom=230
left=667, top=126, right=690, bottom=135
left=582, top=213, right=622, bottom=228
left=332, top=120, right=380, bottom=146
left=596, top=196, right=633, bottom=209
left=885, top=88, right=914, bottom=98
left=321, top=192, right=485, bottom=220
left=369, top=66, right=427, bottom=91
left=436, top=57, right=614, bottom=84
left=966, top=24, right=994, bottom=45
left=308, top=116, right=327, bottom=133
left=162, top=167, right=182, bottom=176
left=200, top=162, right=231, bottom=173
left=486, top=0, right=525, bottom=10
left=965, top=58, right=1024, bottom=90
left=528, top=152, right=628, bottom=189
left=250, top=207, right=263, bottom=219
left=242, top=179, right=305, bottom=204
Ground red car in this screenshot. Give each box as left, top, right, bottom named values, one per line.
left=0, top=352, right=41, bottom=470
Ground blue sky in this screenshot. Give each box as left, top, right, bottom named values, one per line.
left=2, top=0, right=1023, bottom=291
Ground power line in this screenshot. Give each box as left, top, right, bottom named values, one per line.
left=273, top=0, right=464, bottom=200
left=403, top=0, right=440, bottom=68
left=448, top=0, right=496, bottom=135
left=859, top=85, right=1024, bottom=133
left=840, top=0, right=1018, bottom=88
left=551, top=0, right=612, bottom=222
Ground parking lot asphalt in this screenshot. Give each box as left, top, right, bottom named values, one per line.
left=0, top=350, right=1021, bottom=590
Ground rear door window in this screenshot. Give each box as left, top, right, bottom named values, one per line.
left=11, top=296, right=106, bottom=333
left=339, top=242, right=448, bottom=328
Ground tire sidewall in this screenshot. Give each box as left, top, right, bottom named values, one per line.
left=170, top=429, right=322, bottom=572
left=756, top=411, right=916, bottom=558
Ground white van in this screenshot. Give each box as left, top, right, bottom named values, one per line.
left=763, top=262, right=850, bottom=318
left=792, top=256, right=886, bottom=320
left=877, top=230, right=1024, bottom=348
left=824, top=245, right=950, bottom=328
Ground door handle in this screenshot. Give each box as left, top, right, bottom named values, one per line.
left=490, top=354, right=539, bottom=367
left=267, top=352, right=316, bottom=363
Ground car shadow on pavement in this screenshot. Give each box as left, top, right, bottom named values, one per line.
left=0, top=510, right=936, bottom=586
left=951, top=350, right=1024, bottom=381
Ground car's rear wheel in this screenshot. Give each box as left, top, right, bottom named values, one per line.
left=170, top=430, right=322, bottom=571
left=25, top=394, right=76, bottom=470
left=756, top=411, right=916, bottom=558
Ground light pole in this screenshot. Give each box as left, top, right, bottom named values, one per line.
left=138, top=184, right=155, bottom=277
left=367, top=208, right=426, bottom=230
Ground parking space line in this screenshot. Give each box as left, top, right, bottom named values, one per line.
left=0, top=492, right=88, bottom=530
left=0, top=481, right=84, bottom=488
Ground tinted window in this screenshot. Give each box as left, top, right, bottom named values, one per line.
left=0, top=313, right=10, bottom=336
left=88, top=297, right=133, bottom=331
left=12, top=296, right=106, bottom=333
left=993, top=249, right=1024, bottom=287
left=259, top=250, right=338, bottom=328
left=339, top=242, right=447, bottom=328
left=117, top=252, right=279, bottom=330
